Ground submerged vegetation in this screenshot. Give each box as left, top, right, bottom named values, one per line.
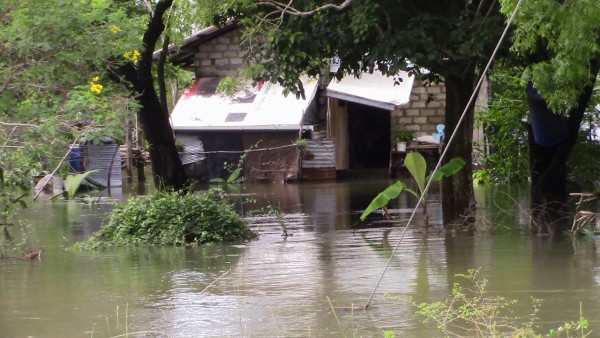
left=391, top=269, right=592, bottom=338
left=77, top=188, right=256, bottom=249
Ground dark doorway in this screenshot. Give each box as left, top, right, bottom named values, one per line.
left=347, top=102, right=391, bottom=168
left=202, top=132, right=243, bottom=180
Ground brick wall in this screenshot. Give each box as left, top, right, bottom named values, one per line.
left=192, top=30, right=245, bottom=78
left=390, top=78, right=446, bottom=137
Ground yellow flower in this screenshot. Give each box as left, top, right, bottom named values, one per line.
left=89, top=77, right=103, bottom=95
left=110, top=25, right=122, bottom=33
left=124, top=50, right=141, bottom=62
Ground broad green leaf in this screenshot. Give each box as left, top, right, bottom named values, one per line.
left=360, top=181, right=407, bottom=221
left=227, top=168, right=242, bottom=184
left=428, top=158, right=466, bottom=182
left=405, top=152, right=427, bottom=194
left=64, top=170, right=98, bottom=199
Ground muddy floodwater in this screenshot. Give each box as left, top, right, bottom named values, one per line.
left=1, top=179, right=600, bottom=337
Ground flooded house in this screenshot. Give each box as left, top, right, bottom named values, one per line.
left=167, top=23, right=482, bottom=182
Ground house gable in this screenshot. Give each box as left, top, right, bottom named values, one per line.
left=188, top=29, right=245, bottom=78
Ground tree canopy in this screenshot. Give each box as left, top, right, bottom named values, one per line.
left=0, top=0, right=214, bottom=188
left=501, top=0, right=600, bottom=112
left=1, top=0, right=144, bottom=185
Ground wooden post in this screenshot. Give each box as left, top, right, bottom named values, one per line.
left=125, top=120, right=133, bottom=183
left=136, top=118, right=146, bottom=182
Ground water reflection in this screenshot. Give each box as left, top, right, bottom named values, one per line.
left=1, top=181, right=600, bottom=337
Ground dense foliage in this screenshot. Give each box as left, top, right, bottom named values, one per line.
left=79, top=188, right=255, bottom=249
left=0, top=0, right=144, bottom=184
left=478, top=64, right=600, bottom=186
left=1, top=0, right=207, bottom=189
left=476, top=64, right=529, bottom=183
left=501, top=0, right=600, bottom=112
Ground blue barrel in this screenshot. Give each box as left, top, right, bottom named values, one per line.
left=69, top=145, right=84, bottom=172
left=527, top=83, right=569, bottom=146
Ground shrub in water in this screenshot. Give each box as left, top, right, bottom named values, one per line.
left=80, top=188, right=255, bottom=249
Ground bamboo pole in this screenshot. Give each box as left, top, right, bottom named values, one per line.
left=32, top=139, right=78, bottom=201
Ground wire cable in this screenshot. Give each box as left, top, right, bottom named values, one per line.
left=362, top=0, right=525, bottom=310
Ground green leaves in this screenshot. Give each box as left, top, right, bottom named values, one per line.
left=501, top=0, right=600, bottom=112
left=405, top=152, right=427, bottom=194
left=61, top=170, right=99, bottom=200
left=475, top=64, right=529, bottom=183
left=78, top=188, right=255, bottom=249
left=359, top=181, right=413, bottom=221
left=428, top=158, right=466, bottom=181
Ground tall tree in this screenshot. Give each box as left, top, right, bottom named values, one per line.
left=115, top=0, right=217, bottom=189
left=235, top=0, right=506, bottom=226
left=116, top=0, right=187, bottom=189
left=501, top=0, right=600, bottom=234
left=1, top=0, right=212, bottom=190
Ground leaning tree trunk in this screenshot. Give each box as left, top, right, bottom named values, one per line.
left=132, top=0, right=187, bottom=190
left=528, top=78, right=597, bottom=235
left=441, top=70, right=477, bottom=229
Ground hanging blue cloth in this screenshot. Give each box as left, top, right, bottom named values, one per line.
left=526, top=83, right=569, bottom=146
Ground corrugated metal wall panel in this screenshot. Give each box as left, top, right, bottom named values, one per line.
left=84, top=144, right=122, bottom=187
left=301, top=139, right=335, bottom=169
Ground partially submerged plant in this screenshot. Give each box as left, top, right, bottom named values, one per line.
left=60, top=170, right=99, bottom=200
left=1, top=190, right=28, bottom=258
left=360, top=152, right=465, bottom=226
left=570, top=183, right=600, bottom=236
left=76, top=188, right=256, bottom=249
left=210, top=143, right=261, bottom=185
left=267, top=205, right=289, bottom=237
left=1, top=191, right=27, bottom=241
left=210, top=166, right=243, bottom=185
left=393, top=268, right=592, bottom=338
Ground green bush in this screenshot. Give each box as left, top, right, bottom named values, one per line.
left=476, top=63, right=529, bottom=183
left=79, top=188, right=256, bottom=249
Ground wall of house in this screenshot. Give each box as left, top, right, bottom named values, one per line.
left=390, top=79, right=446, bottom=138
left=242, top=131, right=300, bottom=182
left=192, top=30, right=244, bottom=78
left=390, top=76, right=490, bottom=142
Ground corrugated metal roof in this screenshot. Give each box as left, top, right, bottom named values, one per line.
left=171, top=76, right=319, bottom=131
left=325, top=71, right=414, bottom=110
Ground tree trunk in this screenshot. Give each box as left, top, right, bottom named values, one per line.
left=158, top=35, right=170, bottom=118
left=441, top=70, right=476, bottom=228
left=136, top=89, right=187, bottom=189
left=528, top=79, right=597, bottom=235
left=132, top=0, right=187, bottom=190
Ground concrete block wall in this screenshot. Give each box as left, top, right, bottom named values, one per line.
left=192, top=30, right=245, bottom=77
left=391, top=79, right=446, bottom=137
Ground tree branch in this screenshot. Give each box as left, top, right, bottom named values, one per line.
left=256, top=0, right=352, bottom=17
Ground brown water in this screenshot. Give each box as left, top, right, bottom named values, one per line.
left=1, top=180, right=600, bottom=337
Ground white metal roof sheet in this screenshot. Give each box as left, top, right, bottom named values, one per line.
left=325, top=71, right=414, bottom=110
left=171, top=76, right=319, bottom=131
